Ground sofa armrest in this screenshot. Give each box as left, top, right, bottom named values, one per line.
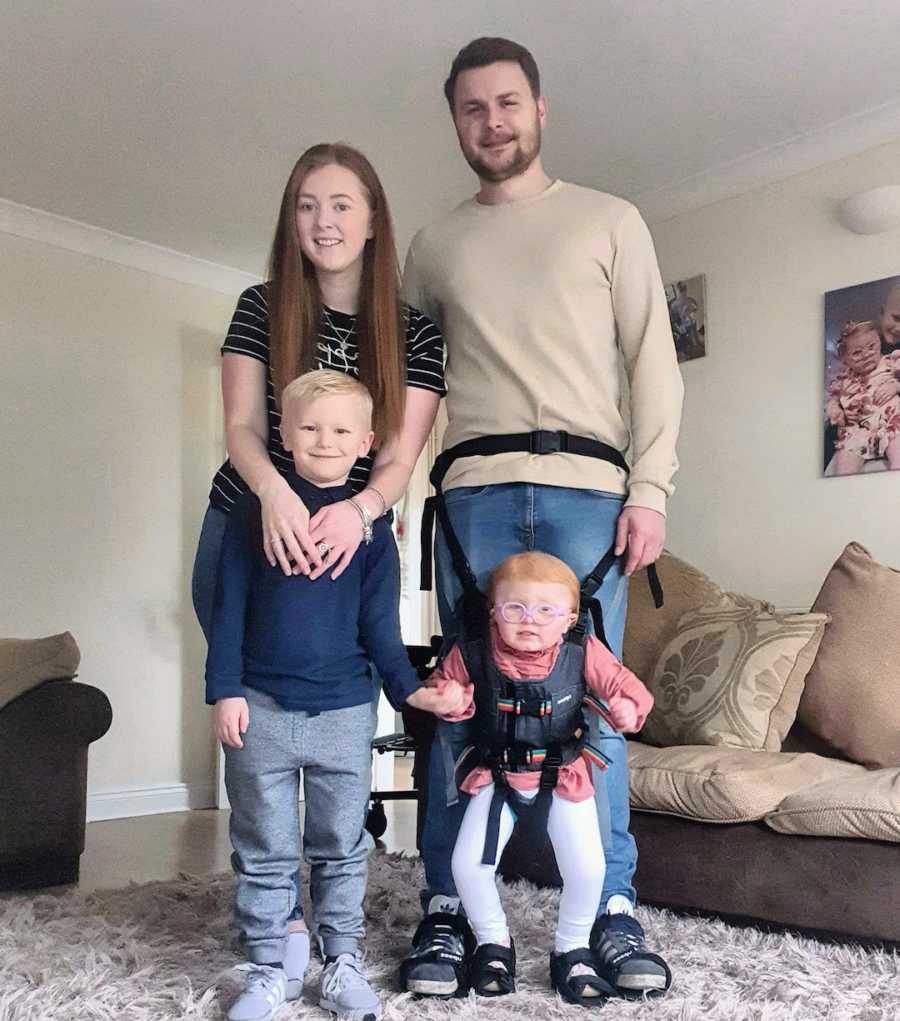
left=0, top=679, right=112, bottom=746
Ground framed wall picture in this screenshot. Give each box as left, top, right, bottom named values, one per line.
left=824, top=274, right=900, bottom=477
left=665, top=274, right=707, bottom=363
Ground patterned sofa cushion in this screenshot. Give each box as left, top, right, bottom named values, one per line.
left=640, top=603, right=828, bottom=751
left=623, top=551, right=747, bottom=683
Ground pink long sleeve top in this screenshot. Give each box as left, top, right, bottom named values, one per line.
left=428, top=623, right=653, bottom=802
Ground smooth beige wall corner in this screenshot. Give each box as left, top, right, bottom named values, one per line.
left=0, top=229, right=237, bottom=815
left=651, top=137, right=900, bottom=608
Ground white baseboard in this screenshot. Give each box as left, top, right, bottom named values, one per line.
left=87, top=782, right=217, bottom=822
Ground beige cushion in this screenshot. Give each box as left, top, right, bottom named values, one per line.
left=624, top=551, right=743, bottom=682
left=640, top=603, right=829, bottom=751
left=798, top=542, right=900, bottom=769
left=765, top=768, right=900, bottom=843
left=627, top=740, right=862, bottom=823
left=0, top=632, right=80, bottom=710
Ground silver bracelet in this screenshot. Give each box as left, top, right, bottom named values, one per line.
left=348, top=498, right=373, bottom=545
left=365, top=486, right=387, bottom=518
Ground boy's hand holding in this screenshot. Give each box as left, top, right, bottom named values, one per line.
left=607, top=697, right=640, bottom=733
left=214, top=697, right=249, bottom=748
left=407, top=679, right=469, bottom=717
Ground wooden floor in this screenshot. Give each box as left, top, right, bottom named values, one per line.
left=79, top=758, right=419, bottom=893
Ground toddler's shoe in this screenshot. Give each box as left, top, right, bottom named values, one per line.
left=550, top=947, right=615, bottom=1006
left=227, top=963, right=287, bottom=1021
left=283, top=928, right=310, bottom=998
left=469, top=939, right=516, bottom=997
left=319, top=952, right=382, bottom=1021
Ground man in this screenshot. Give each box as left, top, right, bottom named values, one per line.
left=401, top=37, right=683, bottom=1000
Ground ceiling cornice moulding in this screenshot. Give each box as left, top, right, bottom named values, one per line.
left=0, top=197, right=256, bottom=296
left=636, top=97, right=900, bottom=225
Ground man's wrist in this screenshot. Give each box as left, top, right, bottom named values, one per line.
left=624, top=482, right=668, bottom=517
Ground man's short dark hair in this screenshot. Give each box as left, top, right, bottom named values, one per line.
left=443, top=37, right=541, bottom=111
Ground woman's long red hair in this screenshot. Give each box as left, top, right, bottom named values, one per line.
left=267, top=143, right=405, bottom=444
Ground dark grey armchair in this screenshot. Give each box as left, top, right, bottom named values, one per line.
left=0, top=679, right=112, bottom=890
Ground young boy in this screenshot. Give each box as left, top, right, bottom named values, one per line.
left=206, top=369, right=459, bottom=1021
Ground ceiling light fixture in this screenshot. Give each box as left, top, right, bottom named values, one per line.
left=837, top=185, right=900, bottom=235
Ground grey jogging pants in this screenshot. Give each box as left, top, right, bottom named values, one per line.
left=224, top=687, right=376, bottom=963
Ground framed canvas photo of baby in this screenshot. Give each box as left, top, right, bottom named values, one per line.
left=824, top=273, right=900, bottom=477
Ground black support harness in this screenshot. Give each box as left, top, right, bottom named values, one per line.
left=419, top=430, right=664, bottom=864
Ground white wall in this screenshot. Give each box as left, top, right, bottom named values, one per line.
left=651, top=137, right=900, bottom=610
left=0, top=230, right=236, bottom=816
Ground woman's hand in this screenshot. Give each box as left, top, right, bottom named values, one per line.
left=258, top=476, right=321, bottom=576
left=308, top=500, right=365, bottom=580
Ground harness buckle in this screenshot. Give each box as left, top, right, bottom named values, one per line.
left=529, top=430, right=569, bottom=455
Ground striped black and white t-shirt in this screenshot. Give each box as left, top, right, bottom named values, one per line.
left=208, top=283, right=445, bottom=512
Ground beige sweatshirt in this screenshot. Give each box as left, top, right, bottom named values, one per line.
left=403, top=181, right=683, bottom=515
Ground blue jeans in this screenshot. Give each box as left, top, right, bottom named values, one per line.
left=421, top=482, right=637, bottom=910
left=191, top=505, right=228, bottom=643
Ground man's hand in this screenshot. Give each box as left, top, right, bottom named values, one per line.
left=615, top=505, right=666, bottom=576
left=607, top=697, right=640, bottom=732
left=407, top=680, right=470, bottom=717
left=214, top=697, right=249, bottom=748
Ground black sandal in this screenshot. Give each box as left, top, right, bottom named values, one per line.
left=551, top=948, right=615, bottom=1006
left=469, top=940, right=516, bottom=997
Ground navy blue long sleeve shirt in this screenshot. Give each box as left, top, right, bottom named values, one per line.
left=205, top=473, right=422, bottom=713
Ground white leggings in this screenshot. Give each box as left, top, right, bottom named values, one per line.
left=451, top=783, right=606, bottom=952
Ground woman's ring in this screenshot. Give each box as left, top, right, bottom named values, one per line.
left=317, top=542, right=331, bottom=559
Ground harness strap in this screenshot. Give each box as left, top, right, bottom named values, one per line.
left=480, top=746, right=564, bottom=866
left=420, top=431, right=664, bottom=642
left=430, top=431, right=628, bottom=490
left=481, top=770, right=510, bottom=866
left=421, top=431, right=629, bottom=595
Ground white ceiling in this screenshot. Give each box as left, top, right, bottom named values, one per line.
left=3, top=1, right=900, bottom=277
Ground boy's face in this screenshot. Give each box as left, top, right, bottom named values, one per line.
left=491, top=579, right=577, bottom=653
left=281, top=393, right=374, bottom=487
left=840, top=328, right=881, bottom=377
left=879, top=290, right=900, bottom=350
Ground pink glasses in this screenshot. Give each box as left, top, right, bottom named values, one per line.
left=493, top=601, right=572, bottom=626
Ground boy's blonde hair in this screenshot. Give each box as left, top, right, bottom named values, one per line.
left=488, top=551, right=580, bottom=608
left=281, top=369, right=373, bottom=426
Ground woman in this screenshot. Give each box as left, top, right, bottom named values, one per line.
left=192, top=143, right=444, bottom=637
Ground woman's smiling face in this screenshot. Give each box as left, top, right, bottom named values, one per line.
left=295, top=163, right=373, bottom=282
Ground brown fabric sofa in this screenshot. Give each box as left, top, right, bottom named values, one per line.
left=500, top=548, right=900, bottom=947
left=0, top=635, right=112, bottom=890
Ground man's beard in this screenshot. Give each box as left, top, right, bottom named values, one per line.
left=462, top=117, right=542, bottom=183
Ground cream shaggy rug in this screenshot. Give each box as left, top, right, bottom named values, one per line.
left=1, top=853, right=897, bottom=1021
